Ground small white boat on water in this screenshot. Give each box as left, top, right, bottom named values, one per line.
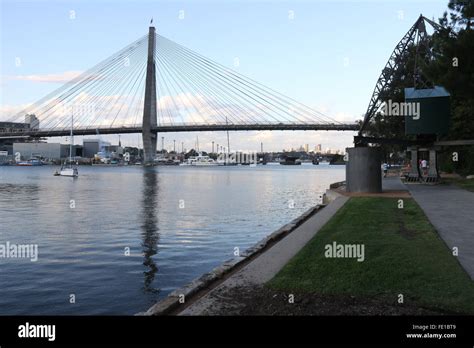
left=17, top=158, right=43, bottom=166
left=180, top=153, right=220, bottom=166
left=55, top=113, right=79, bottom=177
left=55, top=164, right=78, bottom=177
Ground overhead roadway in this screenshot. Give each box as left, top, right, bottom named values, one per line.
left=0, top=123, right=359, bottom=139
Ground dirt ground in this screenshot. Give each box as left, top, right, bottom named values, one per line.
left=196, top=285, right=455, bottom=316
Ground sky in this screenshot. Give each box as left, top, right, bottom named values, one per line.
left=0, top=0, right=448, bottom=153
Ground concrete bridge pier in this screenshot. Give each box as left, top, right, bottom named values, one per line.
left=345, top=147, right=382, bottom=193
left=142, top=26, right=158, bottom=165
left=142, top=131, right=157, bottom=165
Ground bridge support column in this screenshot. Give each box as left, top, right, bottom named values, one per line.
left=142, top=26, right=157, bottom=165
left=345, top=147, right=382, bottom=193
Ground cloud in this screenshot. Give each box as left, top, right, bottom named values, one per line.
left=308, top=103, right=361, bottom=123
left=9, top=70, right=83, bottom=83
left=0, top=103, right=32, bottom=119
left=1, top=90, right=357, bottom=152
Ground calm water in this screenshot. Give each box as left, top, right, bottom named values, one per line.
left=0, top=164, right=344, bottom=314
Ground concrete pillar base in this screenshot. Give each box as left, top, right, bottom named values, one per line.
left=346, top=147, right=382, bottom=193
left=142, top=131, right=157, bottom=164
left=406, top=146, right=421, bottom=182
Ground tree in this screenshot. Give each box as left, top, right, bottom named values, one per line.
left=446, top=0, right=474, bottom=29
left=185, top=149, right=198, bottom=159
left=364, top=1, right=474, bottom=172
left=425, top=0, right=474, bottom=140
left=422, top=0, right=474, bottom=175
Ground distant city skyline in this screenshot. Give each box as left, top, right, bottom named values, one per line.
left=0, top=0, right=447, bottom=151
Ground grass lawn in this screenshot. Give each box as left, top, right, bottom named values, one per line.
left=267, top=197, right=474, bottom=314
left=441, top=177, right=474, bottom=192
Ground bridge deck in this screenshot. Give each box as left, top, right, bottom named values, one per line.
left=0, top=123, right=359, bottom=138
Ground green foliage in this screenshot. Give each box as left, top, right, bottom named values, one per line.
left=439, top=145, right=474, bottom=176
left=424, top=1, right=474, bottom=141
left=123, top=146, right=140, bottom=156
left=442, top=176, right=474, bottom=191
left=423, top=2, right=474, bottom=175
left=446, top=0, right=474, bottom=29
left=366, top=1, right=473, bottom=172
left=438, top=150, right=455, bottom=173
left=185, top=148, right=199, bottom=159
left=329, top=154, right=344, bottom=164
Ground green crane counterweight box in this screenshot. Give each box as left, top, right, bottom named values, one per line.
left=404, top=86, right=450, bottom=135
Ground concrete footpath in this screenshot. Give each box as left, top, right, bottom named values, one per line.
left=383, top=176, right=474, bottom=279
left=407, top=183, right=474, bottom=279
left=382, top=176, right=409, bottom=191
left=178, top=194, right=349, bottom=315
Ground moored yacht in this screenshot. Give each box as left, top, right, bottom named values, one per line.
left=17, top=158, right=43, bottom=166
left=56, top=164, right=78, bottom=177
left=55, top=113, right=79, bottom=177
left=180, top=153, right=220, bottom=166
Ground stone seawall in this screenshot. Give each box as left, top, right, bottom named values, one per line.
left=138, top=188, right=339, bottom=316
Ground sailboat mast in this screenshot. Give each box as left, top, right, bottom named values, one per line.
left=70, top=113, right=73, bottom=162
left=226, top=117, right=230, bottom=154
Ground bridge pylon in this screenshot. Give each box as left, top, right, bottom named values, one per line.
left=142, top=26, right=158, bottom=165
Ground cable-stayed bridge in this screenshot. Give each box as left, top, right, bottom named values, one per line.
left=1, top=25, right=357, bottom=163
left=0, top=123, right=357, bottom=137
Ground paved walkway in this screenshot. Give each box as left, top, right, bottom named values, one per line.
left=382, top=177, right=474, bottom=279
left=407, top=183, right=474, bottom=279
left=382, top=176, right=408, bottom=191
left=179, top=194, right=349, bottom=315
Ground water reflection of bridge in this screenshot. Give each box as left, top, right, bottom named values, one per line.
left=141, top=169, right=160, bottom=294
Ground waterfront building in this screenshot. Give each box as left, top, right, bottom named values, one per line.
left=13, top=142, right=63, bottom=160
left=83, top=139, right=111, bottom=158
left=0, top=119, right=41, bottom=154
left=24, top=114, right=39, bottom=129
left=0, top=121, right=30, bottom=132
